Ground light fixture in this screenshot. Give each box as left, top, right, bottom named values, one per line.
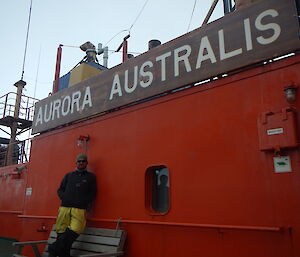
left=284, top=84, right=298, bottom=103
left=77, top=135, right=90, bottom=147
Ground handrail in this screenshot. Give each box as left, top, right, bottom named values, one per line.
left=90, top=218, right=285, bottom=232
left=0, top=92, right=38, bottom=120
left=0, top=92, right=39, bottom=101
left=0, top=138, right=31, bottom=167
left=17, top=215, right=285, bottom=232
left=0, top=210, right=23, bottom=214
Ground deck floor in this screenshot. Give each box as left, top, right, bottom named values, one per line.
left=0, top=238, right=17, bottom=257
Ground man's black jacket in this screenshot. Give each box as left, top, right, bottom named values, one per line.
left=57, top=169, right=96, bottom=209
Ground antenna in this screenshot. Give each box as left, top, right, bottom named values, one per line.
left=97, top=43, right=104, bottom=55
left=97, top=43, right=109, bottom=67
left=21, top=0, right=33, bottom=80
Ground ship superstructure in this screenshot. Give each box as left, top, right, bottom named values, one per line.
left=0, top=0, right=300, bottom=256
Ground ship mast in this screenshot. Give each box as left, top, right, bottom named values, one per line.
left=5, top=80, right=26, bottom=165
left=0, top=0, right=35, bottom=166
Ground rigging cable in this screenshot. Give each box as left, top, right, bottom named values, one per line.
left=128, top=0, right=149, bottom=32
left=33, top=45, right=41, bottom=99
left=21, top=0, right=33, bottom=80
left=104, top=0, right=149, bottom=51
left=187, top=0, right=198, bottom=32
left=59, top=0, right=149, bottom=65
left=105, top=30, right=129, bottom=46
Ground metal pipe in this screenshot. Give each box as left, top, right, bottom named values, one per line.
left=6, top=80, right=26, bottom=166
left=122, top=40, right=128, bottom=63
left=103, top=47, right=108, bottom=67
left=0, top=211, right=23, bottom=214
left=115, top=35, right=130, bottom=63
left=202, top=0, right=219, bottom=26
left=52, top=44, right=63, bottom=94
left=97, top=43, right=103, bottom=55
left=13, top=82, right=25, bottom=119
left=90, top=218, right=284, bottom=232
left=18, top=215, right=56, bottom=219
left=16, top=215, right=285, bottom=232
left=3, top=94, right=8, bottom=118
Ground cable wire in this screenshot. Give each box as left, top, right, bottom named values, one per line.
left=55, top=0, right=149, bottom=69
left=21, top=0, right=33, bottom=80
left=129, top=0, right=149, bottom=32
left=33, top=45, right=41, bottom=99
left=104, top=29, right=129, bottom=46
left=187, top=0, right=197, bottom=32
left=61, top=45, right=80, bottom=48
left=105, top=0, right=149, bottom=46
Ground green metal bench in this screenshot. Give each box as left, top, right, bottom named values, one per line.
left=12, top=226, right=127, bottom=257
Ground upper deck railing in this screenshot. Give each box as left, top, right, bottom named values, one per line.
left=0, top=92, right=38, bottom=121
left=0, top=139, right=31, bottom=167
left=0, top=92, right=38, bottom=167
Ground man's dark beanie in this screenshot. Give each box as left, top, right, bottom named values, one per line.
left=77, top=154, right=87, bottom=161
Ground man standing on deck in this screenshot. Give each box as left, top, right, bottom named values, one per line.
left=48, top=154, right=97, bottom=257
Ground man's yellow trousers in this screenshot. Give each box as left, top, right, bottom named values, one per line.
left=56, top=207, right=86, bottom=234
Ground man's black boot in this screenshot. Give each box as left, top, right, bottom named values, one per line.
left=48, top=232, right=65, bottom=257
left=59, top=228, right=79, bottom=257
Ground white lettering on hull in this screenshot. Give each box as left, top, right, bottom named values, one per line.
left=33, top=0, right=295, bottom=135
left=109, top=9, right=282, bottom=100
left=35, top=86, right=92, bottom=126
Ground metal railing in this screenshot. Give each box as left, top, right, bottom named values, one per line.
left=0, top=92, right=39, bottom=166
left=0, top=92, right=38, bottom=121
left=0, top=138, right=31, bottom=167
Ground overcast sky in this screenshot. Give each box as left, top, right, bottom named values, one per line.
left=0, top=0, right=224, bottom=100
left=0, top=0, right=225, bottom=139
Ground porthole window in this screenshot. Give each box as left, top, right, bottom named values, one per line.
left=145, top=165, right=170, bottom=214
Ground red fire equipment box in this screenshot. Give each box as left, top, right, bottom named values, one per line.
left=257, top=107, right=299, bottom=151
